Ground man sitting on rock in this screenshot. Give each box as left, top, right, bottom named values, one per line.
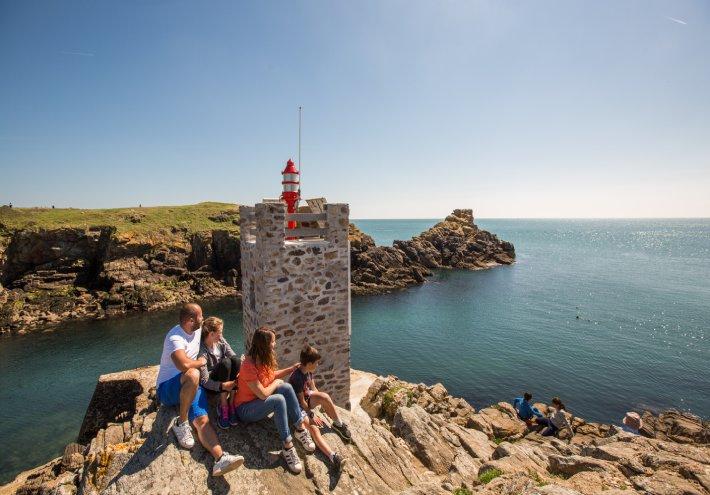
left=156, top=303, right=244, bottom=476
left=513, top=392, right=544, bottom=426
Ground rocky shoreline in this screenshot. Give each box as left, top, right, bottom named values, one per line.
left=0, top=208, right=514, bottom=336
left=2, top=367, right=707, bottom=495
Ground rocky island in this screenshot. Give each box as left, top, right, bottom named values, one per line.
left=2, top=367, right=707, bottom=495
left=0, top=204, right=514, bottom=335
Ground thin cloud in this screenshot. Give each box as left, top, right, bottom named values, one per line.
left=666, top=16, right=687, bottom=25
left=60, top=50, right=95, bottom=57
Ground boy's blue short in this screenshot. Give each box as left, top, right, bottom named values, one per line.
left=157, top=373, right=208, bottom=422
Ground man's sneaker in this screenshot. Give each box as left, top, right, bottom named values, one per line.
left=213, top=452, right=244, bottom=476
left=172, top=419, right=195, bottom=449
left=229, top=406, right=239, bottom=426
left=294, top=427, right=316, bottom=453
left=282, top=446, right=302, bottom=474
left=332, top=422, right=352, bottom=441
left=331, top=452, right=347, bottom=471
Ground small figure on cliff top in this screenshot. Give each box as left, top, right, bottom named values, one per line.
left=155, top=303, right=245, bottom=476
left=197, top=317, right=240, bottom=429
left=513, top=392, right=544, bottom=427
left=235, top=327, right=316, bottom=474
left=289, top=343, right=350, bottom=471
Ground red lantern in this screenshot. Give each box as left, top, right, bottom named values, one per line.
left=280, top=159, right=300, bottom=229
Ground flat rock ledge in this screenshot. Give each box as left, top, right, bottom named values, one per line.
left=3, top=369, right=708, bottom=495
left=349, top=209, right=515, bottom=296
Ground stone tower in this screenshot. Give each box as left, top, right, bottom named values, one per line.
left=239, top=201, right=351, bottom=407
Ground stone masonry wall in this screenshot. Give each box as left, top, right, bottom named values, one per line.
left=239, top=202, right=351, bottom=407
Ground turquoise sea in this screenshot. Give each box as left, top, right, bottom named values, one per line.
left=1, top=219, right=709, bottom=483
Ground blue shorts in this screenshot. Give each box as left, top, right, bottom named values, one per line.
left=157, top=373, right=208, bottom=422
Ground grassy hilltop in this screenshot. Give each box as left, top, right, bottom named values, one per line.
left=0, top=202, right=240, bottom=236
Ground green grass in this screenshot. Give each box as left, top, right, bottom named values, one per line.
left=478, top=468, right=503, bottom=484
left=493, top=436, right=505, bottom=445
left=381, top=385, right=415, bottom=416
left=530, top=471, right=548, bottom=487
left=452, top=488, right=472, bottom=495
left=0, top=202, right=240, bottom=236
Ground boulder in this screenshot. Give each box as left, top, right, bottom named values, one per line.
left=467, top=403, right=527, bottom=440
left=631, top=470, right=706, bottom=495
left=641, top=410, right=709, bottom=445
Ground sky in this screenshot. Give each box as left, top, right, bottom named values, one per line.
left=1, top=1, right=709, bottom=218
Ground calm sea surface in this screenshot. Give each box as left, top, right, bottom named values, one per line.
left=1, top=219, right=709, bottom=483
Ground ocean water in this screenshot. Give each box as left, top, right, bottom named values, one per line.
left=1, top=219, right=709, bottom=483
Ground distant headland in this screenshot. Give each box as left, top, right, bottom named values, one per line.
left=0, top=203, right=514, bottom=335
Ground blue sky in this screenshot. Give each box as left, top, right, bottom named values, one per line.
left=1, top=1, right=708, bottom=218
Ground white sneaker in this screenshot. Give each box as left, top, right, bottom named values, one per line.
left=282, top=445, right=302, bottom=474
left=213, top=452, right=244, bottom=476
left=294, top=427, right=316, bottom=453
left=172, top=419, right=195, bottom=449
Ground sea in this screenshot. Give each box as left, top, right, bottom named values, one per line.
left=1, top=218, right=708, bottom=483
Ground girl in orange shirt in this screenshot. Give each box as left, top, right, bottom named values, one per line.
left=235, top=327, right=315, bottom=474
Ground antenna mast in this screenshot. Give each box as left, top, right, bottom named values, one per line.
left=298, top=106, right=302, bottom=199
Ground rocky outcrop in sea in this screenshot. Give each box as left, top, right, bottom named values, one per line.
left=350, top=209, right=515, bottom=295
left=2, top=368, right=706, bottom=495
left=0, top=209, right=514, bottom=335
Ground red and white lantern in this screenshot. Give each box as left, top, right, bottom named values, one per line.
left=280, top=159, right=300, bottom=229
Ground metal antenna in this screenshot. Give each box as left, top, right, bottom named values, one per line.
left=298, top=106, right=302, bottom=198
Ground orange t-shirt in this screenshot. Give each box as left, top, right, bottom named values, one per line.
left=235, top=357, right=275, bottom=406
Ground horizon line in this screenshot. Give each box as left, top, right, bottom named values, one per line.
left=353, top=217, right=710, bottom=221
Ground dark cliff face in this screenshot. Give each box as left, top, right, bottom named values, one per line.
left=0, top=227, right=115, bottom=288
left=0, top=209, right=516, bottom=335
left=0, top=228, right=241, bottom=335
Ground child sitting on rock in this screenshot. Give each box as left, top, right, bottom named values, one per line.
left=536, top=397, right=574, bottom=438
left=198, top=317, right=240, bottom=429
left=289, top=344, right=350, bottom=471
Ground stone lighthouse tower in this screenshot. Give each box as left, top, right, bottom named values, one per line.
left=239, top=185, right=351, bottom=406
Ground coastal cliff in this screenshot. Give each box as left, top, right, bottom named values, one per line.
left=2, top=367, right=707, bottom=495
left=0, top=205, right=514, bottom=335
left=0, top=203, right=241, bottom=335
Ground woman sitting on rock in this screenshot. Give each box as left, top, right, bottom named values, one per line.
left=536, top=397, right=574, bottom=437
left=198, top=317, right=240, bottom=429
left=235, top=327, right=316, bottom=474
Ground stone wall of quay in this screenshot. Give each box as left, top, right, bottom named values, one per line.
left=239, top=202, right=351, bottom=407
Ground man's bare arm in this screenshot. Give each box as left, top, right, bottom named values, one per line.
left=171, top=349, right=206, bottom=373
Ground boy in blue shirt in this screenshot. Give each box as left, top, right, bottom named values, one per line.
left=289, top=344, right=350, bottom=471
left=513, top=392, right=544, bottom=426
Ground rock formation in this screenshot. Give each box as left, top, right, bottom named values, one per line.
left=0, top=225, right=241, bottom=335
left=3, top=369, right=706, bottom=495
left=1, top=208, right=514, bottom=335
left=350, top=209, right=515, bottom=295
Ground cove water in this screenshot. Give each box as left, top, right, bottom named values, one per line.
left=1, top=219, right=709, bottom=483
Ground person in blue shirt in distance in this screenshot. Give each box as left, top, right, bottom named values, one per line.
left=513, top=392, right=544, bottom=426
